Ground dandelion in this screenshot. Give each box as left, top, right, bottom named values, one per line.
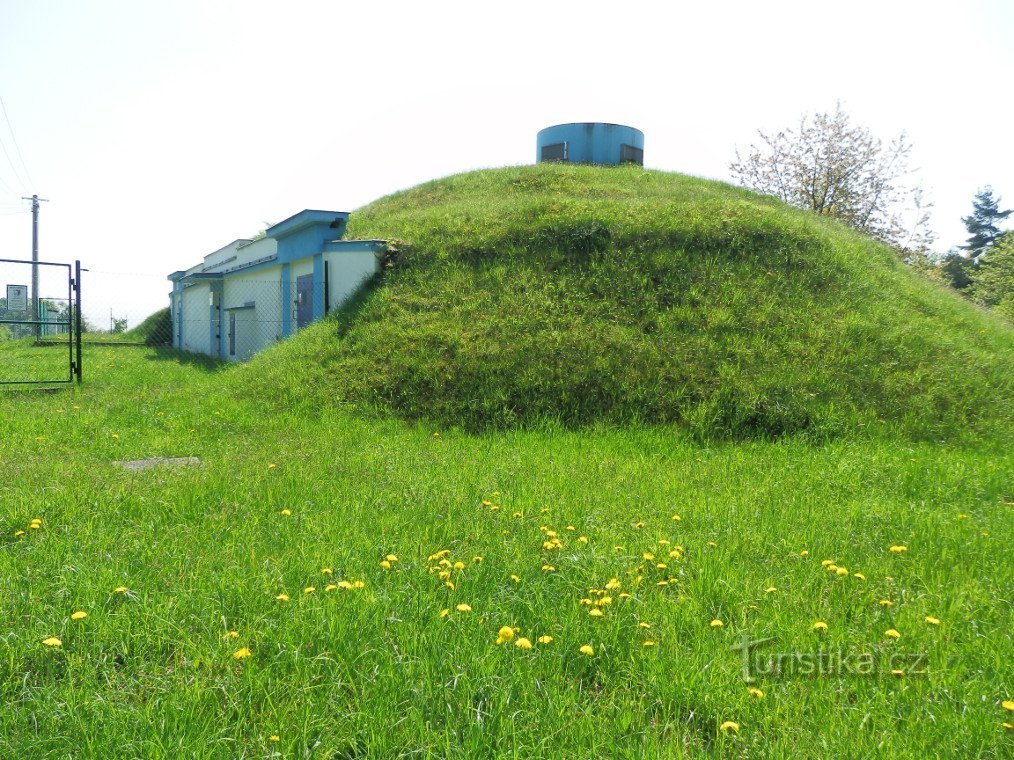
left=70, top=611, right=88, bottom=621
left=541, top=565, right=555, bottom=572
left=853, top=573, right=866, bottom=581
left=321, top=567, right=333, bottom=575
left=605, top=578, right=621, bottom=590
left=1003, top=700, right=1014, bottom=711
left=456, top=603, right=472, bottom=613
left=879, top=599, right=894, bottom=607
left=719, top=721, right=739, bottom=733
left=276, top=593, right=289, bottom=602
left=639, top=622, right=651, bottom=629
left=510, top=574, right=521, bottom=583
left=956, top=513, right=967, bottom=519
left=589, top=608, right=604, bottom=617
left=280, top=509, right=292, bottom=516
left=885, top=629, right=901, bottom=639
left=268, top=463, right=277, bottom=469
left=379, top=560, right=391, bottom=570
left=764, top=587, right=777, bottom=594
left=579, top=644, right=594, bottom=656
left=439, top=609, right=450, bottom=618
left=710, top=619, right=724, bottom=628
left=578, top=536, right=588, bottom=544
left=42, top=637, right=62, bottom=647
left=453, top=561, right=465, bottom=570
left=269, top=735, right=280, bottom=742
left=513, top=511, right=523, bottom=518
left=707, top=541, right=717, bottom=548
left=223, top=631, right=239, bottom=640
left=642, top=553, right=655, bottom=561
left=924, top=616, right=940, bottom=625
left=515, top=637, right=533, bottom=649
left=473, top=556, right=483, bottom=563
left=497, top=626, right=515, bottom=642
left=672, top=514, right=681, bottom=521
left=114, top=586, right=128, bottom=593
left=614, top=545, right=624, bottom=552
left=352, top=580, right=364, bottom=589
left=304, top=586, right=315, bottom=594
left=888, top=545, right=907, bottom=553
left=445, top=580, right=455, bottom=590
left=813, top=621, right=828, bottom=631
left=566, top=525, right=576, bottom=531
left=385, top=554, right=398, bottom=563
left=748, top=687, right=764, bottom=699
left=538, top=635, right=554, bottom=645
left=233, top=647, right=252, bottom=660
left=111, top=434, right=120, bottom=439
left=669, top=550, right=682, bottom=559
left=821, top=559, right=834, bottom=567
left=14, top=530, right=25, bottom=537
left=835, top=567, right=849, bottom=576
left=634, top=522, right=645, bottom=529
left=891, top=669, right=904, bottom=677
left=799, top=549, right=809, bottom=556
left=541, top=507, right=550, bottom=514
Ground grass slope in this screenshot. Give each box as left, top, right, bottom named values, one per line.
left=0, top=345, right=1012, bottom=757
left=244, top=164, right=1013, bottom=442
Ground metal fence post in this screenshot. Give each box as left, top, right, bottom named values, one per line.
left=74, top=260, right=82, bottom=382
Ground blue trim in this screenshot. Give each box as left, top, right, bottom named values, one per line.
left=280, top=264, right=291, bottom=338
left=312, top=254, right=324, bottom=320
left=266, top=209, right=349, bottom=239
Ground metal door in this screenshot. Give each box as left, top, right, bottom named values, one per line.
left=296, top=274, right=313, bottom=329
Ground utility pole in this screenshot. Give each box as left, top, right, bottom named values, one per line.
left=21, top=194, right=49, bottom=337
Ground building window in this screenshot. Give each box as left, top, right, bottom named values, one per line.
left=620, top=144, right=643, bottom=165
left=229, top=312, right=236, bottom=356
left=541, top=142, right=568, bottom=162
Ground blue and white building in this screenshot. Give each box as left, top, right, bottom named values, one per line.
left=168, top=210, right=385, bottom=361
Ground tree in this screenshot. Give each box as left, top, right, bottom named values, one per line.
left=960, top=187, right=1011, bottom=258
left=968, top=232, right=1014, bottom=319
left=730, top=104, right=933, bottom=252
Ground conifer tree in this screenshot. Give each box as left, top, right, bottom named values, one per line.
left=961, top=187, right=1011, bottom=257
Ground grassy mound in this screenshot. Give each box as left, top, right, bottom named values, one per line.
left=244, top=164, right=1013, bottom=441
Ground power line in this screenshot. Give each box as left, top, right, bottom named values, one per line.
left=0, top=96, right=34, bottom=190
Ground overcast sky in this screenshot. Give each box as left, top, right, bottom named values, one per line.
left=1, top=0, right=1012, bottom=322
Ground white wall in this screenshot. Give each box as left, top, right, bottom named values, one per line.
left=324, top=251, right=379, bottom=313
left=221, top=265, right=282, bottom=361
left=180, top=283, right=211, bottom=355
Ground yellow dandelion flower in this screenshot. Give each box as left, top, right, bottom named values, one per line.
left=813, top=621, right=828, bottom=631
left=885, top=629, right=901, bottom=639
left=579, top=644, right=594, bottom=656
left=719, top=720, right=739, bottom=733
left=614, top=545, right=624, bottom=552
left=643, top=640, right=656, bottom=647
left=748, top=687, right=764, bottom=699
left=385, top=554, right=398, bottom=563
left=642, top=553, right=655, bottom=561
left=439, top=609, right=450, bottom=618
left=497, top=626, right=515, bottom=641
left=1002, top=700, right=1014, bottom=711
left=538, top=635, right=553, bottom=645
left=566, top=525, right=576, bottom=531
left=510, top=574, right=521, bottom=583
left=223, top=630, right=239, bottom=640
left=826, top=564, right=838, bottom=572
left=453, top=561, right=465, bottom=570
left=455, top=603, right=472, bottom=613
left=445, top=580, right=455, bottom=590
left=638, top=622, right=651, bottom=629
left=541, top=507, right=550, bottom=514
left=14, top=530, right=25, bottom=537
left=589, top=608, right=604, bottom=617
left=619, top=592, right=631, bottom=599
left=337, top=580, right=353, bottom=590
left=515, top=637, right=533, bottom=649
left=634, top=522, right=645, bottom=529
left=379, top=560, right=392, bottom=570
left=29, top=523, right=40, bottom=530
left=111, top=434, right=120, bottom=439
left=891, top=669, right=905, bottom=677
left=764, top=587, right=777, bottom=594
left=489, top=505, right=499, bottom=511
left=304, top=586, right=315, bottom=594
left=799, top=549, right=809, bottom=556
left=879, top=599, right=894, bottom=607
left=70, top=611, right=87, bottom=621
left=233, top=647, right=252, bottom=660
left=672, top=514, right=681, bottom=521
left=656, top=580, right=669, bottom=587
left=853, top=573, right=866, bottom=581
left=669, top=550, right=682, bottom=559
left=351, top=580, right=365, bottom=589
left=821, top=559, right=835, bottom=567
left=321, top=567, right=333, bottom=574
left=323, top=583, right=336, bottom=592
left=889, top=545, right=907, bottom=553
left=710, top=619, right=724, bottom=628
left=42, top=637, right=62, bottom=647
left=541, top=565, right=555, bottom=572
left=276, top=593, right=289, bottom=602
left=267, top=463, right=277, bottom=469
left=577, top=536, right=588, bottom=544
left=513, top=511, right=523, bottom=518
left=269, top=735, right=280, bottom=742
left=114, top=586, right=128, bottom=593
left=957, top=513, right=967, bottom=519
left=280, top=509, right=291, bottom=516
left=707, top=541, right=717, bottom=548
left=473, top=556, right=483, bottom=563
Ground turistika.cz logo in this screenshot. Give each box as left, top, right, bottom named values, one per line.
left=731, top=632, right=928, bottom=683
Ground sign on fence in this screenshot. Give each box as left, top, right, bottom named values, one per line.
left=6, top=284, right=28, bottom=312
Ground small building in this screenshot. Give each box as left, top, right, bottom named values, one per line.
left=536, top=123, right=644, bottom=166
left=168, top=210, right=385, bottom=361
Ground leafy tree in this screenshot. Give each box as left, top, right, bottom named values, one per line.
left=730, top=104, right=933, bottom=252
left=969, top=232, right=1014, bottom=319
left=960, top=187, right=1011, bottom=258
left=938, top=252, right=975, bottom=291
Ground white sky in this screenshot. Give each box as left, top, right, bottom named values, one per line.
left=1, top=0, right=1012, bottom=323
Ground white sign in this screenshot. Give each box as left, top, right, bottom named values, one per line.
left=6, top=285, right=28, bottom=312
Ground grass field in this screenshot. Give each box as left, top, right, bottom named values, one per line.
left=1, top=344, right=1012, bottom=758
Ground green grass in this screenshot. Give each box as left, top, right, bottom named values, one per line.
left=242, top=164, right=1013, bottom=444
left=1, top=344, right=1011, bottom=758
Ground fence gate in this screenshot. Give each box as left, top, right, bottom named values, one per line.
left=0, top=258, right=82, bottom=385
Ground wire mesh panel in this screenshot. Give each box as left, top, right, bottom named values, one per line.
left=0, top=258, right=76, bottom=384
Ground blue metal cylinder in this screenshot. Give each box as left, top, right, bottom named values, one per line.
left=536, top=123, right=644, bottom=166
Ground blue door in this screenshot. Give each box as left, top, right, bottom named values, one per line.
left=296, top=274, right=313, bottom=329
